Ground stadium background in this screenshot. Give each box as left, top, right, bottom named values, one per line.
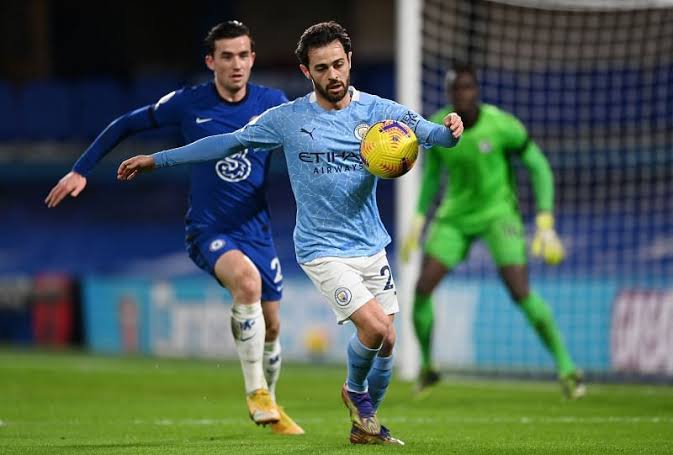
left=1, top=0, right=672, bottom=380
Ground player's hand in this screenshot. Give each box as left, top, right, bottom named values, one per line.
left=531, top=212, right=565, bottom=265
left=400, top=214, right=426, bottom=263
left=443, top=112, right=464, bottom=138
left=44, top=171, right=87, bottom=208
left=117, top=155, right=155, bottom=181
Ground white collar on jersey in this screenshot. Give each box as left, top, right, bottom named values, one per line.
left=309, top=86, right=360, bottom=103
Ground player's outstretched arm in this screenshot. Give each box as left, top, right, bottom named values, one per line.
left=118, top=105, right=283, bottom=181
left=422, top=112, right=463, bottom=148
left=44, top=106, right=158, bottom=207
left=45, top=171, right=87, bottom=208
left=386, top=101, right=462, bottom=147
left=520, top=141, right=565, bottom=265
left=400, top=144, right=442, bottom=263
left=118, top=132, right=251, bottom=181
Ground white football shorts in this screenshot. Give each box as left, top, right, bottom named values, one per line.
left=300, top=250, right=399, bottom=324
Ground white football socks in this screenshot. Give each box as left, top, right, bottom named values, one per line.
left=263, top=339, right=282, bottom=402
left=231, top=302, right=267, bottom=394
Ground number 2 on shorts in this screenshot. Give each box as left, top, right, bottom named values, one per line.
left=380, top=265, right=394, bottom=291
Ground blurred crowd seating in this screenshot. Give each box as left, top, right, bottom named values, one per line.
left=0, top=64, right=395, bottom=143
left=0, top=75, right=184, bottom=142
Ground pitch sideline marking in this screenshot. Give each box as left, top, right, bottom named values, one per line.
left=3, top=416, right=671, bottom=427
left=133, top=416, right=671, bottom=425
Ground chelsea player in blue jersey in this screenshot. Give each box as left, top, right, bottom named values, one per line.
left=45, top=21, right=303, bottom=435
left=118, top=21, right=464, bottom=446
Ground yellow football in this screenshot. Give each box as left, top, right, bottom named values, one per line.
left=359, top=120, right=419, bottom=179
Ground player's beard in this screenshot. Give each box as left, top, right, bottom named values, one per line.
left=315, top=76, right=350, bottom=103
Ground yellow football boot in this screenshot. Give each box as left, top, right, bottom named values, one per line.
left=271, top=406, right=305, bottom=435
left=246, top=388, right=280, bottom=425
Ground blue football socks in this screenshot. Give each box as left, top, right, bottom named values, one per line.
left=346, top=334, right=381, bottom=393
left=367, top=354, right=394, bottom=410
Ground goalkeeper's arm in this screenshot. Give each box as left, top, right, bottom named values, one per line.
left=519, top=140, right=565, bottom=265
left=400, top=147, right=442, bottom=263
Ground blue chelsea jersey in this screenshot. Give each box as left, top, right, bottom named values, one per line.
left=152, top=82, right=287, bottom=236
left=234, top=88, right=442, bottom=263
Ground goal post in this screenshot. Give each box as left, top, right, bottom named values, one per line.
left=395, top=0, right=423, bottom=381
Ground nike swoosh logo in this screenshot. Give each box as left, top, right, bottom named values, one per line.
left=196, top=117, right=212, bottom=124
left=240, top=334, right=256, bottom=342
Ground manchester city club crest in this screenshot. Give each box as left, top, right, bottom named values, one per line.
left=334, top=287, right=353, bottom=306
left=354, top=122, right=370, bottom=141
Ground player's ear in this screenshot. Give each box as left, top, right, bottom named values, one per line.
left=205, top=54, right=215, bottom=71
left=299, top=64, right=311, bottom=80
left=347, top=51, right=352, bottom=69
left=250, top=51, right=256, bottom=68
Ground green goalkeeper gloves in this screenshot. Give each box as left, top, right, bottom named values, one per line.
left=400, top=214, right=426, bottom=263
left=531, top=212, right=565, bottom=265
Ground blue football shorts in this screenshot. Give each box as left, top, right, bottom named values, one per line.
left=186, top=231, right=283, bottom=302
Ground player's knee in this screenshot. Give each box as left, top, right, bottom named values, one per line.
left=230, top=269, right=261, bottom=303
left=361, top=317, right=389, bottom=346
left=382, top=325, right=396, bottom=350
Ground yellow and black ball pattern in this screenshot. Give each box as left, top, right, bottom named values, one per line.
left=359, top=120, right=418, bottom=179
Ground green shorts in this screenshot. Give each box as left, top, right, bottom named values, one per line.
left=424, top=211, right=527, bottom=269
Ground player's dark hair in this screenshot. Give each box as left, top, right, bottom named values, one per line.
left=295, top=21, right=352, bottom=66
left=204, top=20, right=254, bottom=55
left=445, top=62, right=478, bottom=90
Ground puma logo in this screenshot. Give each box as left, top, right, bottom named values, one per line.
left=300, top=127, right=316, bottom=140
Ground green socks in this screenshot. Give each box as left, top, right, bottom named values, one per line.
left=413, top=293, right=434, bottom=371
left=414, top=290, right=576, bottom=377
left=519, top=292, right=576, bottom=376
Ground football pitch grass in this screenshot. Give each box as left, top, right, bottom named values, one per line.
left=1, top=350, right=672, bottom=454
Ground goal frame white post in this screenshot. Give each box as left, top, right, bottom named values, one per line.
left=395, top=0, right=423, bottom=381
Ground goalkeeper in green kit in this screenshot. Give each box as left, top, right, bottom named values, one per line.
left=401, top=64, right=585, bottom=399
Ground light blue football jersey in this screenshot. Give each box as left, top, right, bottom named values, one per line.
left=236, top=87, right=457, bottom=263
left=155, top=87, right=457, bottom=263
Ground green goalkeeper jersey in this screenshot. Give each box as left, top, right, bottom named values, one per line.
left=417, top=104, right=554, bottom=232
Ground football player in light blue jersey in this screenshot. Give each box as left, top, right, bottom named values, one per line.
left=118, top=21, right=463, bottom=446
left=45, top=21, right=303, bottom=435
